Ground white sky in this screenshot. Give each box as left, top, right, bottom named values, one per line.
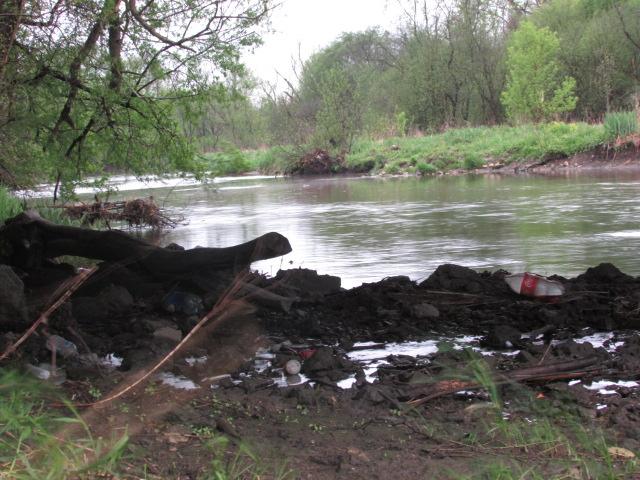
left=243, top=0, right=408, bottom=89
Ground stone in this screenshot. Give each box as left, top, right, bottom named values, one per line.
left=482, top=325, right=522, bottom=349
left=302, top=347, right=339, bottom=373
left=411, top=302, right=440, bottom=319
left=0, top=265, right=28, bottom=327
left=153, top=326, right=183, bottom=344
left=274, top=268, right=341, bottom=297
left=420, top=264, right=485, bottom=293
left=73, top=285, right=133, bottom=322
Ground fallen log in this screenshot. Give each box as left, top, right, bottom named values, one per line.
left=0, top=211, right=292, bottom=277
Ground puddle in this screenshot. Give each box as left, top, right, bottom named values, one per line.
left=582, top=379, right=639, bottom=395
left=574, top=331, right=626, bottom=352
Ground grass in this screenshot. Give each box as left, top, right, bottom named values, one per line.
left=0, top=369, right=128, bottom=479
left=424, top=353, right=639, bottom=479
left=0, top=186, right=24, bottom=223
left=604, top=111, right=639, bottom=140
left=346, top=122, right=606, bottom=173
left=197, top=122, right=607, bottom=176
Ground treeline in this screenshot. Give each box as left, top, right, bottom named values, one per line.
left=184, top=0, right=640, bottom=154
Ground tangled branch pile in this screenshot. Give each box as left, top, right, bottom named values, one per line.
left=63, top=197, right=183, bottom=229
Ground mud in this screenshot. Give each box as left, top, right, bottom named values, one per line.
left=3, top=262, right=640, bottom=478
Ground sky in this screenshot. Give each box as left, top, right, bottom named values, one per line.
left=243, top=0, right=408, bottom=90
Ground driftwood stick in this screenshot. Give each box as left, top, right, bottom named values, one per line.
left=406, top=356, right=603, bottom=407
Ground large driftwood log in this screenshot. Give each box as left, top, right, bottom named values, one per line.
left=0, top=211, right=292, bottom=276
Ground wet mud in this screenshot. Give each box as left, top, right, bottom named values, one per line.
left=3, top=262, right=640, bottom=478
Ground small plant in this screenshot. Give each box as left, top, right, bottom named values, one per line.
left=308, top=423, right=324, bottom=432
left=88, top=385, right=102, bottom=400
left=604, top=111, right=639, bottom=141
left=192, top=425, right=216, bottom=440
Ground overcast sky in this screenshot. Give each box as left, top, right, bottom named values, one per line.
left=243, top=0, right=407, bottom=89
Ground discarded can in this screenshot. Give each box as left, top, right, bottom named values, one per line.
left=505, top=273, right=565, bottom=298
left=298, top=349, right=316, bottom=360
left=45, top=335, right=78, bottom=358
left=285, top=359, right=301, bottom=375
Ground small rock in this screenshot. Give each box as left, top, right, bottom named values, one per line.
left=482, top=325, right=521, bottom=349
left=411, top=302, right=440, bottom=319
left=0, top=265, right=28, bottom=327
left=153, top=326, right=183, bottom=343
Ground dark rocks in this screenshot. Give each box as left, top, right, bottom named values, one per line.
left=411, top=302, right=439, bottom=320
left=0, top=265, right=28, bottom=328
left=73, top=285, right=134, bottom=322
left=273, top=268, right=341, bottom=298
left=420, top=264, right=486, bottom=294
left=481, top=325, right=522, bottom=349
left=301, top=347, right=356, bottom=381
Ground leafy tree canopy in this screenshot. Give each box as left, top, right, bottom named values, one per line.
left=0, top=0, right=272, bottom=197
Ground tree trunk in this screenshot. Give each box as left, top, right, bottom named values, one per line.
left=0, top=211, right=292, bottom=277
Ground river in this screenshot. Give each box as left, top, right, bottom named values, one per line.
left=67, top=171, right=640, bottom=288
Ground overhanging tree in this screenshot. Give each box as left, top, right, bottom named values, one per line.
left=0, top=0, right=272, bottom=198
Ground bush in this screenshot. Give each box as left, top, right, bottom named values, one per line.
left=604, top=111, right=638, bottom=140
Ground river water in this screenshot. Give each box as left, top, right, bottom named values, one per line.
left=68, top=171, right=640, bottom=288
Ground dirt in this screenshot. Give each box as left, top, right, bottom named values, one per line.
left=481, top=145, right=640, bottom=175
left=3, top=260, right=640, bottom=478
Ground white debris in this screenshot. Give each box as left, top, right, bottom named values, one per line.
left=157, top=372, right=199, bottom=390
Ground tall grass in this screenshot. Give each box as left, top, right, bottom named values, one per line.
left=604, top=111, right=639, bottom=140
left=0, top=369, right=128, bottom=479
left=0, top=186, right=24, bottom=224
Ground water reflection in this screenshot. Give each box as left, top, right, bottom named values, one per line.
left=80, top=172, right=640, bottom=288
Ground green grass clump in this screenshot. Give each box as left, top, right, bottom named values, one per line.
left=604, top=111, right=638, bottom=140
left=0, top=369, right=128, bottom=479
left=0, top=186, right=23, bottom=224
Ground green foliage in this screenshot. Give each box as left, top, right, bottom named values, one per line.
left=502, top=22, right=578, bottom=122
left=416, top=161, right=438, bottom=175
left=0, top=187, right=23, bottom=224
left=463, top=153, right=485, bottom=170
left=345, top=122, right=604, bottom=172
left=202, top=143, right=251, bottom=176
left=395, top=111, right=409, bottom=137
left=604, top=111, right=639, bottom=139
left=0, top=369, right=128, bottom=479
left=0, top=0, right=271, bottom=195
left=313, top=67, right=362, bottom=151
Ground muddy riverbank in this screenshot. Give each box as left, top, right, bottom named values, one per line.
left=2, top=260, right=640, bottom=478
